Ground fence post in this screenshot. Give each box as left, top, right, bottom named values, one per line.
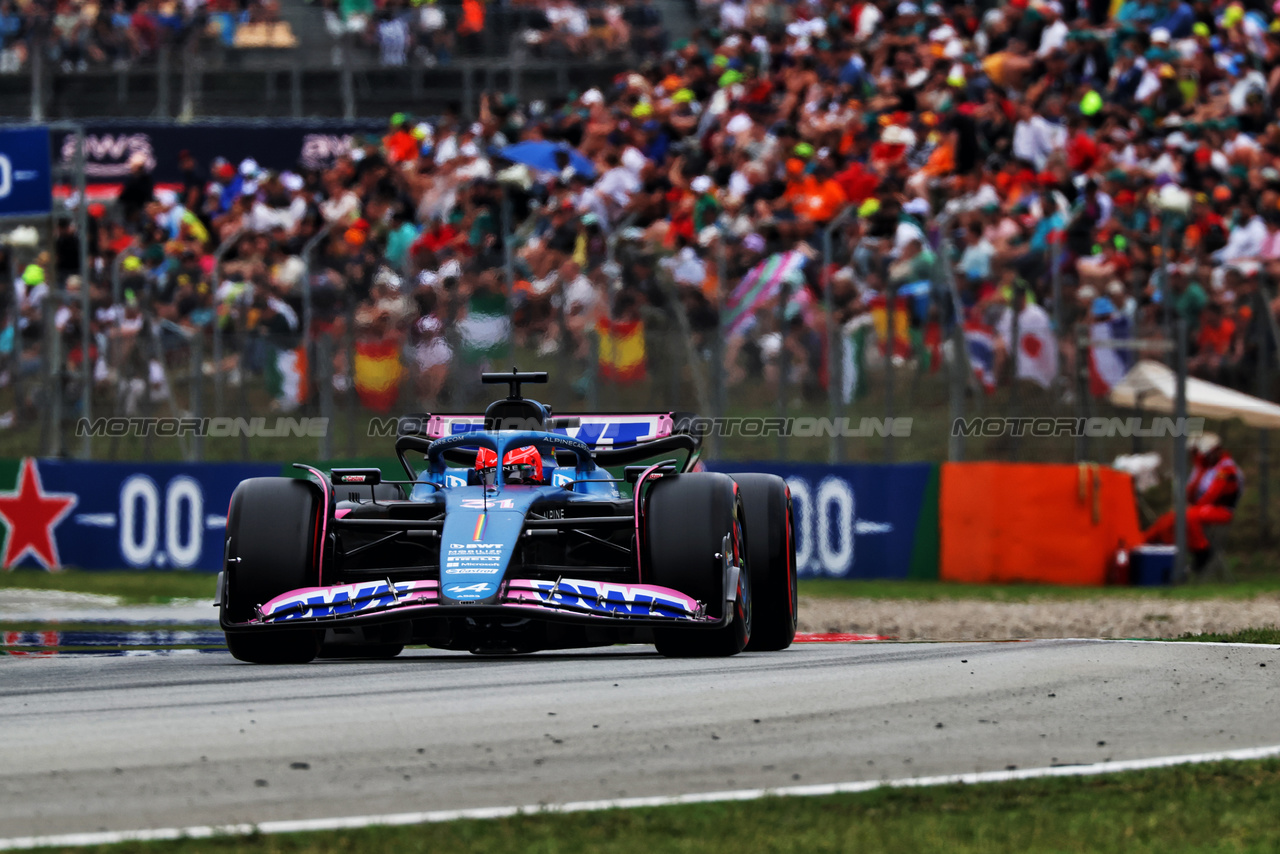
left=291, top=60, right=303, bottom=119
left=179, top=35, right=198, bottom=121
left=776, top=277, right=789, bottom=462
left=462, top=64, right=475, bottom=121
left=43, top=289, right=62, bottom=456
left=1172, top=314, right=1189, bottom=582
left=340, top=36, right=355, bottom=120
left=1256, top=285, right=1270, bottom=543
left=155, top=40, right=171, bottom=119
left=30, top=35, right=44, bottom=122
left=75, top=127, right=92, bottom=459
left=210, top=228, right=244, bottom=416
left=883, top=276, right=895, bottom=464
left=1074, top=323, right=1088, bottom=463
left=300, top=223, right=332, bottom=408
left=586, top=326, right=599, bottom=411
left=345, top=300, right=357, bottom=457
left=711, top=232, right=727, bottom=461
left=236, top=308, right=250, bottom=459
left=1009, top=280, right=1022, bottom=462
left=7, top=247, right=22, bottom=429
left=1049, top=237, right=1062, bottom=336
left=190, top=331, right=203, bottom=461
left=823, top=207, right=854, bottom=464
left=937, top=215, right=968, bottom=462
left=658, top=269, right=710, bottom=415
left=318, top=333, right=334, bottom=460
left=501, top=187, right=516, bottom=360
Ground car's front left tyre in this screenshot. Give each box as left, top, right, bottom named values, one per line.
left=644, top=472, right=751, bottom=657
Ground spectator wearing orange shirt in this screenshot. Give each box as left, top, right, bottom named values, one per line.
left=1189, top=301, right=1237, bottom=382
left=786, top=161, right=848, bottom=225
left=382, top=113, right=419, bottom=165
left=457, top=0, right=484, bottom=54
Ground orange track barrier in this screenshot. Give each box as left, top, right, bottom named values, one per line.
left=940, top=462, right=1142, bottom=585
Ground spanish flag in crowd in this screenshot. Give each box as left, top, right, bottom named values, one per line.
left=597, top=318, right=646, bottom=384
left=868, top=294, right=913, bottom=359
left=354, top=338, right=404, bottom=413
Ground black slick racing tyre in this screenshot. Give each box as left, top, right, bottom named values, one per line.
left=732, top=473, right=798, bottom=651
left=644, top=472, right=751, bottom=657
left=221, top=477, right=323, bottom=664
left=317, top=643, right=405, bottom=659
left=226, top=631, right=322, bottom=665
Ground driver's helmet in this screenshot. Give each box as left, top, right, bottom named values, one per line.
left=475, top=445, right=544, bottom=485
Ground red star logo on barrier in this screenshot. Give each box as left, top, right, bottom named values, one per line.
left=0, top=459, right=77, bottom=570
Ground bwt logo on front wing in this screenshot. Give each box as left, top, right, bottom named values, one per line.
left=523, top=580, right=693, bottom=618
left=264, top=581, right=430, bottom=621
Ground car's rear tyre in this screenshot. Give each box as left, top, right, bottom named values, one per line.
left=644, top=472, right=751, bottom=657
left=221, top=477, right=324, bottom=664
left=732, top=473, right=797, bottom=652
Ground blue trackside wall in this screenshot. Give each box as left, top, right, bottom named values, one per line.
left=705, top=462, right=940, bottom=580
left=0, top=458, right=940, bottom=578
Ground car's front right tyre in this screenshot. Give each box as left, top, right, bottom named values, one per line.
left=221, top=477, right=324, bottom=664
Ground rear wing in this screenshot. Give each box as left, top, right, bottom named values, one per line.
left=402, top=413, right=678, bottom=449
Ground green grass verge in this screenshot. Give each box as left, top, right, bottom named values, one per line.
left=798, top=578, right=1280, bottom=602
left=0, top=569, right=216, bottom=604
left=42, top=759, right=1280, bottom=854
left=1173, top=627, right=1280, bottom=644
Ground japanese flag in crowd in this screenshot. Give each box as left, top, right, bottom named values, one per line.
left=1089, top=314, right=1134, bottom=397
left=964, top=322, right=998, bottom=394
left=997, top=303, right=1058, bottom=389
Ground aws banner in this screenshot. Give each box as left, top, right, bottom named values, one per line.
left=51, top=120, right=384, bottom=184
left=0, top=458, right=277, bottom=573
left=706, top=462, right=940, bottom=580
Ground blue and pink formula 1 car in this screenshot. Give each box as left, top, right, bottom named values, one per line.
left=218, top=370, right=797, bottom=663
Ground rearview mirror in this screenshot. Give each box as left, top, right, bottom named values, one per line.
left=331, top=468, right=382, bottom=486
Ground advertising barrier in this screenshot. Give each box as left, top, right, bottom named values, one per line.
left=706, top=462, right=939, bottom=581
left=0, top=458, right=941, bottom=577
left=3, top=459, right=278, bottom=572
left=0, top=126, right=52, bottom=217
left=52, top=121, right=384, bottom=185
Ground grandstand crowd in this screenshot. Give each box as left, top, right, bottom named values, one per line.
left=0, top=0, right=668, bottom=72
left=10, top=0, right=1280, bottom=420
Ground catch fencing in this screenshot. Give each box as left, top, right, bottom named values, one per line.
left=6, top=190, right=1280, bottom=559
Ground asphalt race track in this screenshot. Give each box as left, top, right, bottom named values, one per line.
left=1, top=640, right=1277, bottom=839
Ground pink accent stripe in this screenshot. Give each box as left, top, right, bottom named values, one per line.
left=794, top=633, right=890, bottom=643
left=293, top=465, right=331, bottom=587
left=631, top=461, right=674, bottom=583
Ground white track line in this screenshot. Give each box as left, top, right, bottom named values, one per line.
left=3, top=743, right=1279, bottom=851
left=1053, top=638, right=1280, bottom=649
